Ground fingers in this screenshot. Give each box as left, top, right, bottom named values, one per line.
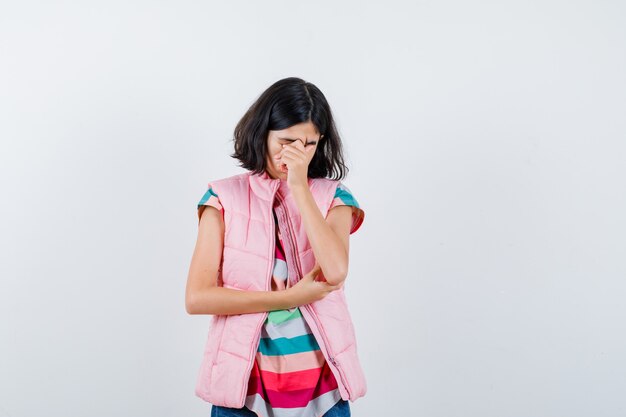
left=279, top=142, right=316, bottom=172
left=281, top=143, right=305, bottom=159
left=292, top=140, right=306, bottom=151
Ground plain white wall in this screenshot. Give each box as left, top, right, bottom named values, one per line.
left=1, top=1, right=625, bottom=416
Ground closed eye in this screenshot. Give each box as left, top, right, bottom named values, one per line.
left=278, top=138, right=318, bottom=146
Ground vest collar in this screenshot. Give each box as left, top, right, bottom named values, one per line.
left=248, top=170, right=313, bottom=201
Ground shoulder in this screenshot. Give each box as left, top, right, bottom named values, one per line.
left=197, top=172, right=251, bottom=216
left=309, top=177, right=346, bottom=198
left=197, top=173, right=246, bottom=219
left=309, top=177, right=362, bottom=208
left=208, top=172, right=250, bottom=188
left=201, top=172, right=252, bottom=199
left=331, top=181, right=361, bottom=208
left=326, top=180, right=364, bottom=234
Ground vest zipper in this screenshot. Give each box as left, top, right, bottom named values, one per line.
left=274, top=191, right=353, bottom=399
left=238, top=180, right=280, bottom=406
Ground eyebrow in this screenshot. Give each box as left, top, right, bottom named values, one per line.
left=278, top=137, right=318, bottom=145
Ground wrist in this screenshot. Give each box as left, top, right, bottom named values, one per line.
left=275, top=288, right=295, bottom=310
left=290, top=182, right=310, bottom=197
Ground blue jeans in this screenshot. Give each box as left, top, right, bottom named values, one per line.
left=211, top=399, right=351, bottom=417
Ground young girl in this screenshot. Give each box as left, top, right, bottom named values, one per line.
left=186, top=77, right=366, bottom=417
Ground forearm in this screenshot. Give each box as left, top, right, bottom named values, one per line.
left=187, top=286, right=296, bottom=315
left=291, top=185, right=348, bottom=284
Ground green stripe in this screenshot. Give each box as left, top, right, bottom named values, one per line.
left=258, top=333, right=320, bottom=355
left=267, top=307, right=303, bottom=324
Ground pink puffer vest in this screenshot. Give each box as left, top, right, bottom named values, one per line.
left=194, top=170, right=367, bottom=408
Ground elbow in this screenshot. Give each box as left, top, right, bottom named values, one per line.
left=325, top=267, right=348, bottom=286
left=186, top=287, right=217, bottom=315
left=185, top=299, right=195, bottom=315
left=185, top=292, right=198, bottom=315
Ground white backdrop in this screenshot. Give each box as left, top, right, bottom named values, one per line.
left=1, top=1, right=625, bottom=416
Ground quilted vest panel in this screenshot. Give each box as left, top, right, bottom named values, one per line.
left=195, top=170, right=367, bottom=407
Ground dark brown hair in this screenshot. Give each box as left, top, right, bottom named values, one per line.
left=230, top=77, right=348, bottom=180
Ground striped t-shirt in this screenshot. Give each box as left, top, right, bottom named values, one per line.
left=197, top=181, right=364, bottom=417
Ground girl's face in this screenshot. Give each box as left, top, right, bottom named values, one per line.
left=265, top=121, right=321, bottom=180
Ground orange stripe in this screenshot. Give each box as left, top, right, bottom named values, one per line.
left=254, top=350, right=326, bottom=374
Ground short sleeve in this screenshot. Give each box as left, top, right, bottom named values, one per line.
left=197, top=184, right=223, bottom=221
left=329, top=181, right=365, bottom=234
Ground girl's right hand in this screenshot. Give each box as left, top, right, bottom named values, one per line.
left=286, top=262, right=342, bottom=306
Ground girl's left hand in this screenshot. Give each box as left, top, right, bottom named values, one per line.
left=277, top=140, right=316, bottom=189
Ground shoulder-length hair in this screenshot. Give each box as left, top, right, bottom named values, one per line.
left=230, top=77, right=348, bottom=180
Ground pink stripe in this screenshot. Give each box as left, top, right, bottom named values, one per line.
left=246, top=362, right=339, bottom=407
